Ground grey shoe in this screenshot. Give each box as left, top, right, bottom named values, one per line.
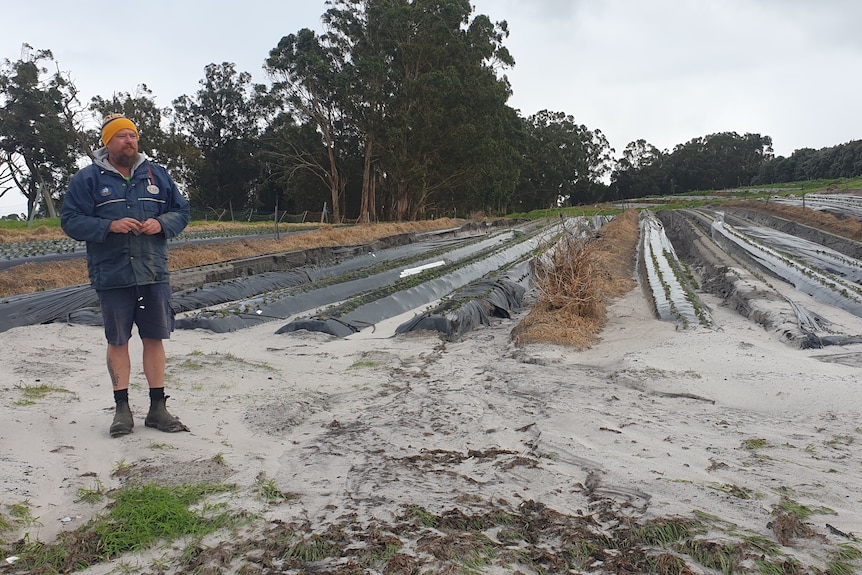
left=110, top=401, right=134, bottom=437
left=145, top=396, right=190, bottom=433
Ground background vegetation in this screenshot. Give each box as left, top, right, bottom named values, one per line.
left=1, top=0, right=860, bottom=224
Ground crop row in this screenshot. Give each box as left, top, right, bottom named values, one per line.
left=0, top=227, right=275, bottom=261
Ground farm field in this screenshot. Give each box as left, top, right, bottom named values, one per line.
left=1, top=196, right=862, bottom=574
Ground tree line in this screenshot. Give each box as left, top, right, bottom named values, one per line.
left=611, top=134, right=862, bottom=201
left=1, top=1, right=859, bottom=222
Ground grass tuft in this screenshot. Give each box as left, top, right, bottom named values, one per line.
left=13, top=382, right=76, bottom=406
left=5, top=482, right=239, bottom=572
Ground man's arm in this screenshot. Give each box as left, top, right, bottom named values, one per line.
left=152, top=166, right=190, bottom=239
left=60, top=169, right=113, bottom=243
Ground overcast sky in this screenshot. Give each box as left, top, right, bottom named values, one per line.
left=2, top=0, right=860, bottom=216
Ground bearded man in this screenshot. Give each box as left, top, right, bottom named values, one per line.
left=61, top=114, right=191, bottom=437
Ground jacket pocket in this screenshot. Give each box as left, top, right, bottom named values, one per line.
left=139, top=196, right=167, bottom=218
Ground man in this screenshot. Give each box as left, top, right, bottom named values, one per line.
left=61, top=114, right=191, bottom=437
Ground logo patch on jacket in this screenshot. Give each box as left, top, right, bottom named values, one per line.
left=99, top=186, right=112, bottom=197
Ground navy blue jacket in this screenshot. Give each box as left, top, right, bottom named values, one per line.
left=61, top=151, right=190, bottom=291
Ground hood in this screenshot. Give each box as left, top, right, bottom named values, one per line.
left=93, top=147, right=150, bottom=176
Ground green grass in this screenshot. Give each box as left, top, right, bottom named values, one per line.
left=407, top=505, right=439, bottom=528
left=774, top=496, right=835, bottom=519
left=6, top=482, right=241, bottom=572
left=1, top=501, right=39, bottom=532
left=632, top=517, right=702, bottom=546
left=0, top=217, right=62, bottom=230
left=508, top=205, right=624, bottom=220
left=254, top=473, right=296, bottom=504
left=75, top=480, right=106, bottom=504
left=742, top=437, right=769, bottom=450
left=96, top=483, right=235, bottom=558
left=13, top=382, right=76, bottom=406
left=284, top=533, right=341, bottom=562
left=826, top=544, right=862, bottom=575
left=176, top=359, right=204, bottom=370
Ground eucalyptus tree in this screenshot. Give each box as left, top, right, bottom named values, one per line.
left=612, top=132, right=775, bottom=198
left=667, top=132, right=765, bottom=191
left=611, top=139, right=667, bottom=199
left=171, top=62, right=268, bottom=215
left=265, top=27, right=351, bottom=222
left=569, top=127, right=614, bottom=205
left=666, top=132, right=773, bottom=192
left=513, top=110, right=609, bottom=211
left=258, top=112, right=336, bottom=215
left=329, top=0, right=516, bottom=220
left=264, top=1, right=517, bottom=221
left=319, top=2, right=383, bottom=221
left=757, top=139, right=862, bottom=184
left=0, top=45, right=82, bottom=219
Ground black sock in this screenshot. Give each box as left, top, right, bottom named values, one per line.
left=114, top=389, right=129, bottom=405
left=149, top=387, right=165, bottom=402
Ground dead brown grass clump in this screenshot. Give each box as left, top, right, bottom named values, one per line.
left=769, top=513, right=821, bottom=546
left=0, top=219, right=460, bottom=298
left=0, top=226, right=57, bottom=241
left=0, top=260, right=89, bottom=297
left=725, top=200, right=862, bottom=241
left=512, top=210, right=640, bottom=349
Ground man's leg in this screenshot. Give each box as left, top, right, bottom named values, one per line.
left=99, top=287, right=136, bottom=437
left=141, top=338, right=165, bottom=389
left=106, top=343, right=132, bottom=390
left=142, top=338, right=189, bottom=433
left=106, top=343, right=134, bottom=437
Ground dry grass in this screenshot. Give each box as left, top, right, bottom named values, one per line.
left=0, top=219, right=460, bottom=298
left=725, top=200, right=862, bottom=241
left=512, top=209, right=639, bottom=349
left=0, top=260, right=89, bottom=298
left=0, top=225, right=65, bottom=241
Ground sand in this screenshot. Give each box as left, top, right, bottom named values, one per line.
left=1, top=279, right=861, bottom=573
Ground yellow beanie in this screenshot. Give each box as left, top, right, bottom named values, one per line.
left=100, top=113, right=138, bottom=145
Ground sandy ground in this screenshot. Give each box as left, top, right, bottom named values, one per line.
left=1, top=276, right=861, bottom=572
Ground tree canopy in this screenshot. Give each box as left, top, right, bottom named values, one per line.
left=0, top=46, right=81, bottom=218
left=611, top=132, right=776, bottom=200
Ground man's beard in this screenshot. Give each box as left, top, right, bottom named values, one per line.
left=112, top=148, right=139, bottom=169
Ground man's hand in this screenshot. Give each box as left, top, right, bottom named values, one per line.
left=109, top=218, right=142, bottom=234
left=139, top=218, right=163, bottom=235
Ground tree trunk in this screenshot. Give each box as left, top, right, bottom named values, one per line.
left=395, top=179, right=410, bottom=222
left=24, top=156, right=57, bottom=219
left=369, top=165, right=377, bottom=223
left=325, top=139, right=341, bottom=223
left=359, top=140, right=374, bottom=223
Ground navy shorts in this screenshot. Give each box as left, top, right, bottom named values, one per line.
left=98, top=284, right=175, bottom=345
